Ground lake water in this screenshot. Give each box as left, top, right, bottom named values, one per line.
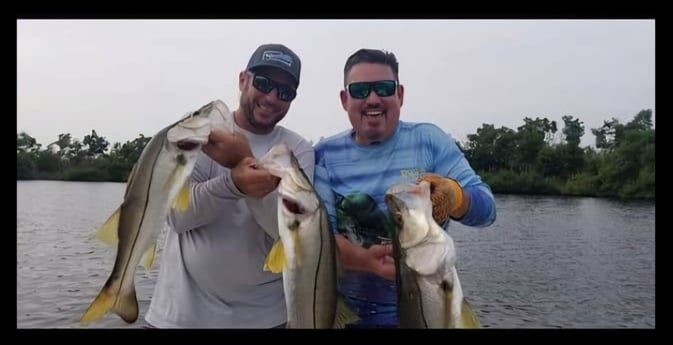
left=16, top=180, right=655, bottom=328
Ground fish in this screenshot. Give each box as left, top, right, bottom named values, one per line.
left=384, top=181, right=481, bottom=328
left=80, top=99, right=234, bottom=325
left=257, top=143, right=359, bottom=328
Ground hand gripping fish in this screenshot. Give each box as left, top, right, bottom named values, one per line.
left=80, top=100, right=234, bottom=325
left=385, top=181, right=481, bottom=328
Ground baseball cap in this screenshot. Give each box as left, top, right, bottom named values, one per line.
left=246, top=43, right=301, bottom=88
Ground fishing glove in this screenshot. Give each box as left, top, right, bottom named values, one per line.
left=417, top=173, right=469, bottom=223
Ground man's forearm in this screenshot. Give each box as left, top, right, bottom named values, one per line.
left=168, top=171, right=245, bottom=234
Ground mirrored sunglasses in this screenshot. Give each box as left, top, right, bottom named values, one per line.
left=346, top=80, right=397, bottom=99
left=252, top=75, right=297, bottom=102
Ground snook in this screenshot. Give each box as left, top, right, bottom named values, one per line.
left=258, top=143, right=358, bottom=329
left=80, top=100, right=234, bottom=325
left=385, top=181, right=480, bottom=328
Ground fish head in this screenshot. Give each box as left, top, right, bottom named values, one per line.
left=257, top=143, right=320, bottom=226
left=207, top=99, right=235, bottom=134
left=255, top=143, right=293, bottom=178
left=166, top=99, right=235, bottom=153
left=385, top=181, right=434, bottom=249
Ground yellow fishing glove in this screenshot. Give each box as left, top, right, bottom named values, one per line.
left=417, top=173, right=469, bottom=223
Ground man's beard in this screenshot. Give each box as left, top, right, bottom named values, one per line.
left=242, top=98, right=278, bottom=133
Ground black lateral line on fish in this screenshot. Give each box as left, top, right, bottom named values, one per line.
left=312, top=203, right=325, bottom=328
left=118, top=133, right=167, bottom=301
left=415, top=270, right=430, bottom=327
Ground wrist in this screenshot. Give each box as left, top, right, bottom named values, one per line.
left=225, top=169, right=246, bottom=198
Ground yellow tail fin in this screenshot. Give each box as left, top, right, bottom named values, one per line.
left=263, top=239, right=285, bottom=273
left=459, top=299, right=481, bottom=328
left=80, top=286, right=116, bottom=326
left=80, top=281, right=139, bottom=325
left=116, top=287, right=140, bottom=323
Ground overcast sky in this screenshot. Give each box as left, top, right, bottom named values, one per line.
left=17, top=19, right=655, bottom=149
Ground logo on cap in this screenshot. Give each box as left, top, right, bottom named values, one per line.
left=262, top=50, right=293, bottom=67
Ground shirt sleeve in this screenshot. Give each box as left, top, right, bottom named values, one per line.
left=167, top=151, right=247, bottom=234
left=313, top=146, right=338, bottom=233
left=425, top=125, right=497, bottom=228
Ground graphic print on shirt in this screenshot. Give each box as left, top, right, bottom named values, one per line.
left=335, top=192, right=393, bottom=248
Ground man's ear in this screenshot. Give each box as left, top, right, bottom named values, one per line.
left=239, top=71, right=248, bottom=91
left=397, top=84, right=404, bottom=107
left=340, top=89, right=348, bottom=111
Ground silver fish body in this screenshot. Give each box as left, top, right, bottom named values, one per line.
left=258, top=144, right=358, bottom=328
left=80, top=100, right=233, bottom=325
left=385, top=181, right=480, bottom=328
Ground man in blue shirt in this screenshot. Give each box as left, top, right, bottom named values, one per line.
left=313, top=48, right=496, bottom=327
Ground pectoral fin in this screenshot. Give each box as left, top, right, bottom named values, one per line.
left=263, top=239, right=285, bottom=273
left=332, top=297, right=360, bottom=329
left=96, top=207, right=120, bottom=246
left=173, top=181, right=191, bottom=211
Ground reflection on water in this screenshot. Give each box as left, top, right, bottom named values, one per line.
left=17, top=181, right=655, bottom=328
left=451, top=195, right=655, bottom=328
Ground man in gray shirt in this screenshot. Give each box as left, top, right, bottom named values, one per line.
left=145, top=43, right=314, bottom=328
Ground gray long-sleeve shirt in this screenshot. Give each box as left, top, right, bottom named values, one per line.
left=145, top=123, right=315, bottom=328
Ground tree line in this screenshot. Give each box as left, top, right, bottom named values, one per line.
left=17, top=109, right=654, bottom=199
left=460, top=109, right=654, bottom=199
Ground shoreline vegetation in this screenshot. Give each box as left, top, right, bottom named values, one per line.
left=17, top=109, right=654, bottom=200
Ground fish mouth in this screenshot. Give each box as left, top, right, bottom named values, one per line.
left=176, top=139, right=203, bottom=151
left=282, top=197, right=305, bottom=215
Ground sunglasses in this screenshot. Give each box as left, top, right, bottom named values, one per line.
left=251, top=74, right=297, bottom=102
left=346, top=80, right=398, bottom=99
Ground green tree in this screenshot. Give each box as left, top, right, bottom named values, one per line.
left=514, top=117, right=556, bottom=171
left=464, top=124, right=517, bottom=172
left=17, top=132, right=41, bottom=153
left=591, top=118, right=622, bottom=149
left=561, top=115, right=584, bottom=147
left=591, top=109, right=655, bottom=198
left=82, top=129, right=110, bottom=158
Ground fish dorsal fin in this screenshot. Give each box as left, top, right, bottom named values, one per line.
left=332, top=297, right=360, bottom=329
left=96, top=207, right=121, bottom=246
left=263, top=238, right=285, bottom=273
left=459, top=298, right=481, bottom=328
left=140, top=242, right=158, bottom=271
